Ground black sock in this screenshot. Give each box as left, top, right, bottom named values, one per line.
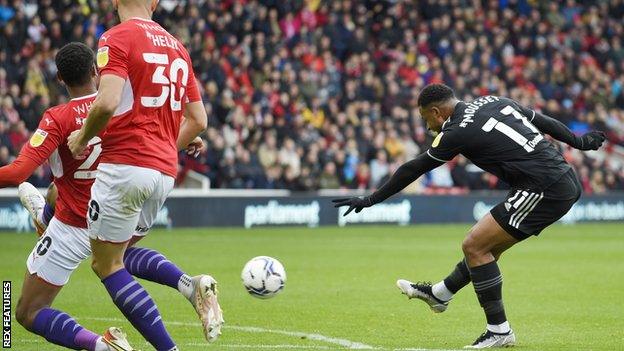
left=443, top=258, right=471, bottom=293
left=469, top=261, right=507, bottom=325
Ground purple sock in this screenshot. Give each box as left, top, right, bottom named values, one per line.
left=102, top=269, right=176, bottom=351
left=124, top=247, right=185, bottom=290
left=42, top=203, right=54, bottom=226
left=74, top=329, right=100, bottom=351
left=31, top=307, right=99, bottom=350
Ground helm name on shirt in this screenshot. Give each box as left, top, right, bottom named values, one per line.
left=460, top=95, right=500, bottom=128
left=135, top=22, right=179, bottom=50
left=145, top=31, right=179, bottom=50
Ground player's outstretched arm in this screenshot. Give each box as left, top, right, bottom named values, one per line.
left=531, top=111, right=606, bottom=151
left=68, top=75, right=125, bottom=157
left=0, top=111, right=62, bottom=187
left=332, top=153, right=443, bottom=216
left=177, top=101, right=208, bottom=150
left=0, top=155, right=40, bottom=187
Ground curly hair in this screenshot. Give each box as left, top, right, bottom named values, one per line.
left=55, top=42, right=94, bottom=87
left=417, top=84, right=456, bottom=108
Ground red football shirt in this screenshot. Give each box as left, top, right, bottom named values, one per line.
left=96, top=17, right=201, bottom=178
left=20, top=93, right=99, bottom=228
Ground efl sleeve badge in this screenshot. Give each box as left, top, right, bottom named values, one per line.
left=97, top=46, right=110, bottom=68
left=432, top=132, right=444, bottom=148
left=29, top=129, right=49, bottom=147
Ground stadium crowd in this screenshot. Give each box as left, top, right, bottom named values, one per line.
left=1, top=0, right=624, bottom=193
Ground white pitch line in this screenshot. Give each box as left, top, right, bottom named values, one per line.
left=16, top=339, right=41, bottom=343
left=228, top=325, right=375, bottom=350
left=79, top=316, right=375, bottom=349
left=189, top=344, right=332, bottom=349
left=16, top=337, right=465, bottom=351
left=16, top=339, right=331, bottom=349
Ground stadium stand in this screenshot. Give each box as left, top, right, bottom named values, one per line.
left=1, top=0, right=623, bottom=193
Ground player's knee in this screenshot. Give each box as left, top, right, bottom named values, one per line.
left=15, top=299, right=39, bottom=330
left=462, top=231, right=486, bottom=259
left=461, top=236, right=476, bottom=257
left=91, top=257, right=123, bottom=279
left=90, top=259, right=106, bottom=278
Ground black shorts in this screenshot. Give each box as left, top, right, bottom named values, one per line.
left=490, top=169, right=582, bottom=241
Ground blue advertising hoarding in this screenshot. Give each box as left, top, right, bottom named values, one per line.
left=1, top=193, right=622, bottom=232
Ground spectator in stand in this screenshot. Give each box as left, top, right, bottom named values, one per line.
left=0, top=145, right=10, bottom=167
left=370, top=150, right=390, bottom=189
left=1, top=0, right=623, bottom=193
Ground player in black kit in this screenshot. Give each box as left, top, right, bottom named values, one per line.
left=333, top=84, right=606, bottom=349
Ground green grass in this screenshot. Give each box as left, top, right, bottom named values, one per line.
left=3, top=223, right=624, bottom=350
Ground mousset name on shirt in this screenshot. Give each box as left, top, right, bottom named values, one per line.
left=460, top=95, right=500, bottom=128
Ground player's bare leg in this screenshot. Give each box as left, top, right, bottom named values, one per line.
left=20, top=185, right=223, bottom=340
left=46, top=182, right=58, bottom=208
left=16, top=272, right=134, bottom=350
left=20, top=191, right=223, bottom=339
left=397, top=214, right=517, bottom=347
left=397, top=221, right=516, bottom=313
left=91, top=239, right=128, bottom=279
left=462, top=213, right=517, bottom=348
left=91, top=238, right=179, bottom=350
left=125, top=235, right=223, bottom=342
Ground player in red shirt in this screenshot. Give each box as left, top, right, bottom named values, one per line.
left=67, top=1, right=221, bottom=349
left=5, top=41, right=211, bottom=351
left=0, top=42, right=137, bottom=351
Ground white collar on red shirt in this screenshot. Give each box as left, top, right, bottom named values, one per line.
left=130, top=17, right=154, bottom=22
left=70, top=92, right=98, bottom=101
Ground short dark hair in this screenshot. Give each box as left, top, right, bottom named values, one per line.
left=417, top=84, right=455, bottom=107
left=55, top=42, right=94, bottom=87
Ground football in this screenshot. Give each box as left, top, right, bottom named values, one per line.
left=241, top=256, right=287, bottom=299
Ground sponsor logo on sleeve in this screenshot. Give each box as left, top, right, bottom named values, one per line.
left=97, top=46, right=109, bottom=68
left=29, top=129, right=48, bottom=147
left=431, top=132, right=444, bottom=148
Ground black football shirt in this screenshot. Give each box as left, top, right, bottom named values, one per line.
left=427, top=96, right=571, bottom=190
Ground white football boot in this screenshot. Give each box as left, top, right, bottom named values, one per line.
left=18, top=182, right=46, bottom=236
left=464, top=329, right=516, bottom=349
left=102, top=327, right=137, bottom=351
left=396, top=279, right=449, bottom=313
left=190, top=275, right=224, bottom=342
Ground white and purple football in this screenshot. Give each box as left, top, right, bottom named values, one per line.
left=241, top=256, right=287, bottom=299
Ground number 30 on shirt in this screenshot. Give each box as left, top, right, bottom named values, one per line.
left=141, top=53, right=189, bottom=111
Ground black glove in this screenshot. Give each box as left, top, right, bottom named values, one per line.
left=578, top=131, right=606, bottom=151
left=332, top=196, right=373, bottom=216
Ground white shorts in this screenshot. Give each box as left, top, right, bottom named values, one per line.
left=88, top=163, right=174, bottom=243
left=26, top=218, right=91, bottom=286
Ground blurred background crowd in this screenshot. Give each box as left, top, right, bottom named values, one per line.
left=1, top=0, right=624, bottom=194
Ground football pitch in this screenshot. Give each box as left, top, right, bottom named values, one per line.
left=3, top=223, right=623, bottom=351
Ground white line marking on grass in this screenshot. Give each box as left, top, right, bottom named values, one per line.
left=186, top=344, right=332, bottom=349
left=228, top=325, right=375, bottom=349
left=17, top=336, right=464, bottom=351
left=16, top=339, right=42, bottom=343
left=80, top=317, right=375, bottom=349
left=17, top=339, right=330, bottom=349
